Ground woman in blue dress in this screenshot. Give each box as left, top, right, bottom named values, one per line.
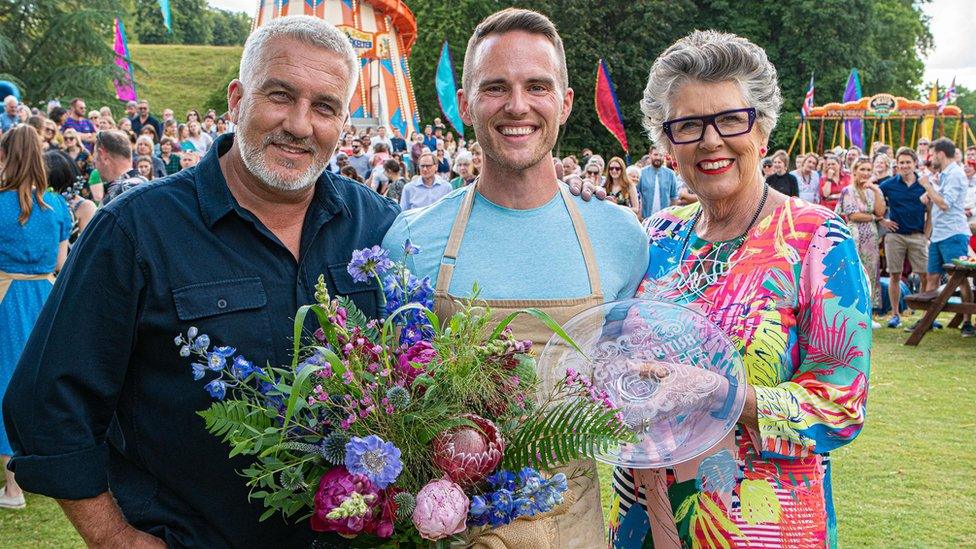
left=0, top=125, right=72, bottom=510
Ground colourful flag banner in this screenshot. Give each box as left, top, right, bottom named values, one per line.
left=595, top=59, right=628, bottom=153
left=920, top=80, right=938, bottom=141
left=113, top=18, right=137, bottom=102
left=843, top=69, right=862, bottom=151
left=158, top=0, right=172, bottom=32
left=435, top=41, right=463, bottom=137
left=937, top=77, right=956, bottom=114
left=801, top=74, right=815, bottom=118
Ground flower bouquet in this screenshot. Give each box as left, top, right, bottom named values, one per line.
left=174, top=243, right=635, bottom=547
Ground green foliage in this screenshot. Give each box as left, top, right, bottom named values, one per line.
left=211, top=9, right=252, bottom=46
left=0, top=0, right=130, bottom=108
left=404, top=0, right=931, bottom=153
left=198, top=399, right=274, bottom=456
left=338, top=295, right=380, bottom=341
left=501, top=387, right=636, bottom=471
left=132, top=0, right=250, bottom=46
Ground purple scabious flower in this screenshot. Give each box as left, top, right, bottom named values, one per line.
left=344, top=435, right=403, bottom=489
left=347, top=246, right=393, bottom=284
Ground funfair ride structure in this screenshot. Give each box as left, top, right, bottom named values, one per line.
left=252, top=0, right=421, bottom=137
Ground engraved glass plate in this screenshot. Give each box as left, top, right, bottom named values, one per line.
left=539, top=299, right=745, bottom=468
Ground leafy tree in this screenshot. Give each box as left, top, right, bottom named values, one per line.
left=211, top=9, right=251, bottom=46
left=404, top=0, right=931, bottom=154
left=0, top=0, right=129, bottom=108
left=133, top=0, right=215, bottom=45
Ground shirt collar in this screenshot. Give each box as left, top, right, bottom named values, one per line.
left=194, top=133, right=348, bottom=228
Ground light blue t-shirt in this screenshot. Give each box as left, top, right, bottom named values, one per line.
left=382, top=185, right=649, bottom=301
left=931, top=162, right=971, bottom=243
left=638, top=165, right=678, bottom=219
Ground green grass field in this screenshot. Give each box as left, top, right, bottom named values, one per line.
left=125, top=44, right=243, bottom=120
left=2, top=317, right=975, bottom=548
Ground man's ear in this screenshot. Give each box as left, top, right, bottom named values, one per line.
left=226, top=79, right=243, bottom=124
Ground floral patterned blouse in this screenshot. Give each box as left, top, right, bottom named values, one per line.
left=609, top=198, right=871, bottom=549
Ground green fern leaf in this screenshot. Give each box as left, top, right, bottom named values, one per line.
left=501, top=397, right=635, bottom=471
left=197, top=400, right=274, bottom=448
left=337, top=296, right=379, bottom=340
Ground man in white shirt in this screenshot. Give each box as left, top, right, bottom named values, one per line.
left=399, top=152, right=451, bottom=210
left=369, top=125, right=393, bottom=152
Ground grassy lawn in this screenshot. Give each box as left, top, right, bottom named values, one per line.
left=2, top=315, right=974, bottom=547
left=125, top=44, right=243, bottom=120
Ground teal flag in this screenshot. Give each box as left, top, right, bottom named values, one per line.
left=435, top=41, right=463, bottom=137
left=158, top=0, right=172, bottom=32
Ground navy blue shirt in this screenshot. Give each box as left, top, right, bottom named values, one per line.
left=880, top=174, right=928, bottom=234
left=3, top=135, right=399, bottom=547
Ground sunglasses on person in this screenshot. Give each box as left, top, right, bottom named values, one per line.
left=662, top=107, right=757, bottom=145
left=586, top=170, right=600, bottom=176
left=65, top=136, right=76, bottom=141
left=608, top=166, right=622, bottom=172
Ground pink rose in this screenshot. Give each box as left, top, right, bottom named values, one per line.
left=396, top=340, right=436, bottom=384
left=411, top=478, right=469, bottom=541
left=310, top=467, right=379, bottom=536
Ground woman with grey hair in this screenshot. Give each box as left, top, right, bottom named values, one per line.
left=609, top=30, right=871, bottom=548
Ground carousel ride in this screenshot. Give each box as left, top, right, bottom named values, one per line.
left=788, top=93, right=973, bottom=155
left=252, top=0, right=421, bottom=136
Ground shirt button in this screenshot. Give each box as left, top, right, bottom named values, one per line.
left=217, top=299, right=228, bottom=309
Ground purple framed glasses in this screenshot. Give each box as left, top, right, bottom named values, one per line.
left=662, top=107, right=757, bottom=145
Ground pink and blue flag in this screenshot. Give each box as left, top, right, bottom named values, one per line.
left=595, top=59, right=628, bottom=154
left=113, top=18, right=137, bottom=102
left=801, top=74, right=815, bottom=118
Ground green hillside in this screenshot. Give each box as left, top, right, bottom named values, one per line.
left=128, top=44, right=242, bottom=119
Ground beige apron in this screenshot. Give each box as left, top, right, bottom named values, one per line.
left=433, top=184, right=606, bottom=549
left=0, top=270, right=55, bottom=304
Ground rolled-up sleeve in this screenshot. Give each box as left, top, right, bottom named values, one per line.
left=753, top=216, right=871, bottom=459
left=3, top=209, right=146, bottom=499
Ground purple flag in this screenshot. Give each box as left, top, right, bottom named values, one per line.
left=843, top=69, right=862, bottom=151
left=113, top=18, right=137, bottom=102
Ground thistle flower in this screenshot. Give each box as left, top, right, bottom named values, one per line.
left=393, top=491, right=416, bottom=520
left=385, top=386, right=410, bottom=410
left=321, top=431, right=350, bottom=465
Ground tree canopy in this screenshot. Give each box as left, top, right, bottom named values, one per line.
left=406, top=0, right=932, bottom=154
left=132, top=0, right=250, bottom=46
left=0, top=0, right=129, bottom=107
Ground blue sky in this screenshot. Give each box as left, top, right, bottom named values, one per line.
left=207, top=0, right=976, bottom=92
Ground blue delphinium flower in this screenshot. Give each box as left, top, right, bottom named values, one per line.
left=187, top=326, right=199, bottom=339
left=403, top=239, right=420, bottom=256
left=468, top=495, right=490, bottom=526
left=343, top=435, right=402, bottom=489
left=212, top=345, right=235, bottom=357
left=191, top=363, right=207, bottom=381
left=231, top=356, right=256, bottom=379
left=347, top=246, right=393, bottom=284
left=205, top=379, right=227, bottom=400
left=487, top=470, right=517, bottom=492
left=191, top=334, right=210, bottom=352
left=487, top=489, right=515, bottom=527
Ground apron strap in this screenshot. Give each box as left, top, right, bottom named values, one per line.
left=434, top=184, right=478, bottom=297
left=0, top=270, right=56, bottom=304
left=633, top=467, right=681, bottom=549
left=557, top=185, right=602, bottom=296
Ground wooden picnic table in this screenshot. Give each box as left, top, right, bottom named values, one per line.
left=904, top=263, right=976, bottom=346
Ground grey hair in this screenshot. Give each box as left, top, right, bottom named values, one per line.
left=240, top=16, right=358, bottom=104
left=455, top=150, right=473, bottom=164
left=641, top=30, right=782, bottom=148
left=3, top=95, right=16, bottom=106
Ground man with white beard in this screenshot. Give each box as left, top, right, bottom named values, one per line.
left=3, top=16, right=397, bottom=548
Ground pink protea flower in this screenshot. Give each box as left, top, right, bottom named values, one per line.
left=432, top=414, right=504, bottom=486
left=412, top=478, right=469, bottom=541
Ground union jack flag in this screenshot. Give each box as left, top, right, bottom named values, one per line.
left=801, top=75, right=815, bottom=118
left=937, top=77, right=957, bottom=113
